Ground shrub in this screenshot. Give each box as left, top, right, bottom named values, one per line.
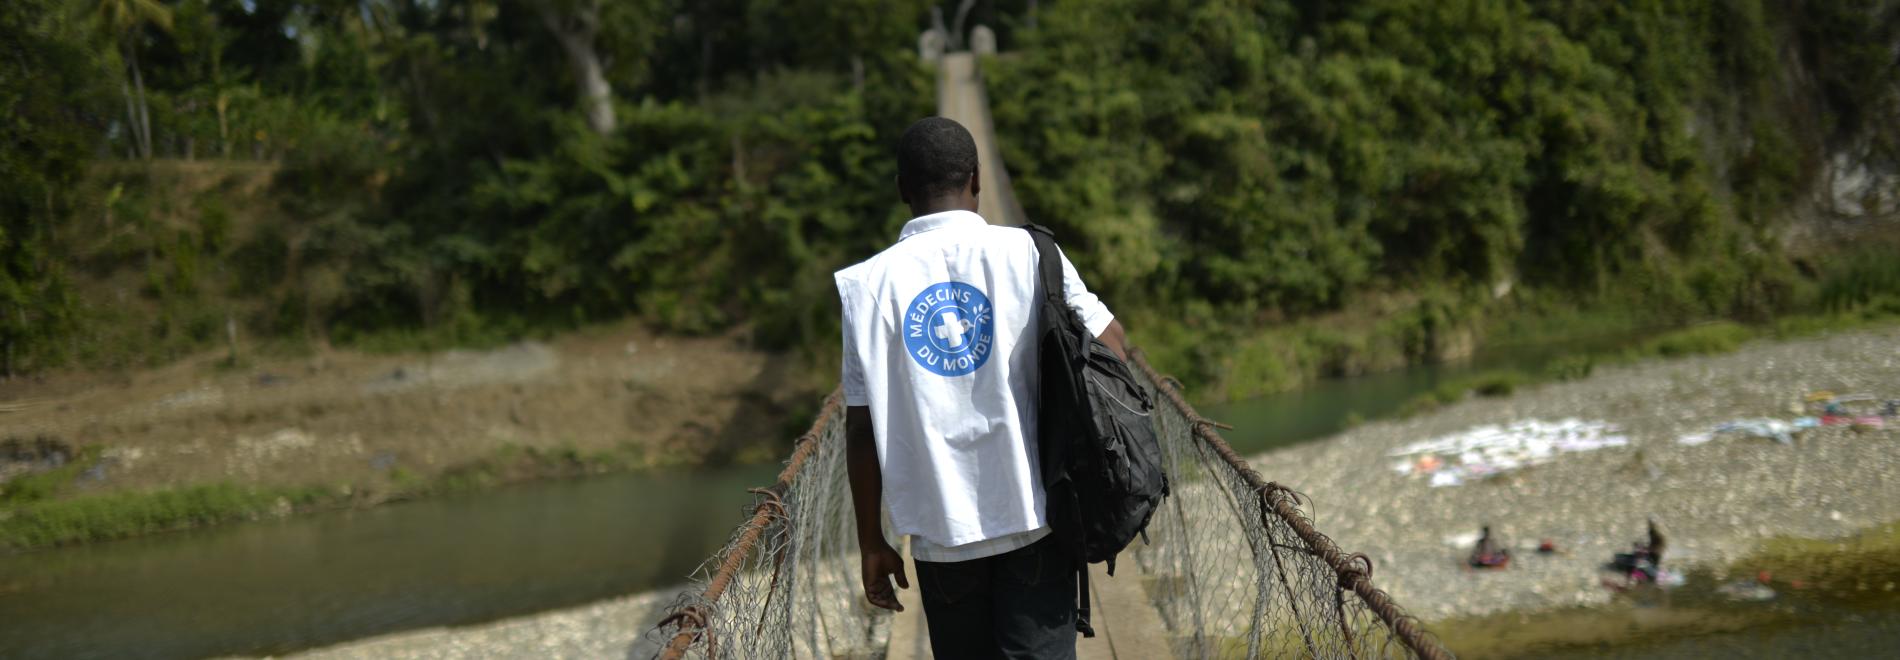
left=1469, top=371, right=1525, bottom=398
left=1819, top=246, right=1900, bottom=313
left=0, top=483, right=282, bottom=548
left=1544, top=355, right=1597, bottom=381
left=1639, top=322, right=1755, bottom=358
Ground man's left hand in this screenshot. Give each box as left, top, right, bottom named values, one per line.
left=860, top=542, right=909, bottom=612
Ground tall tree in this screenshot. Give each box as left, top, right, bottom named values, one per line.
left=534, top=0, right=615, bottom=135
left=89, top=0, right=172, bottom=159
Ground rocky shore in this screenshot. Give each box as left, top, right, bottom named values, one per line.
left=282, top=587, right=687, bottom=660
left=1250, top=325, right=1900, bottom=622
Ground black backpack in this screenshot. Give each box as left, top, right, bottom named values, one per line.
left=1022, top=225, right=1169, bottom=636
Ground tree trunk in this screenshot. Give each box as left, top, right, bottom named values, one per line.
left=951, top=0, right=977, bottom=50
left=225, top=312, right=238, bottom=365
left=4, top=305, right=13, bottom=380
left=120, top=72, right=142, bottom=159
left=568, top=43, right=614, bottom=135
left=214, top=50, right=231, bottom=158
left=405, top=57, right=441, bottom=137
left=129, top=43, right=153, bottom=160
left=536, top=0, right=616, bottom=135
left=697, top=29, right=712, bottom=103
left=731, top=132, right=746, bottom=185
left=217, top=93, right=230, bottom=158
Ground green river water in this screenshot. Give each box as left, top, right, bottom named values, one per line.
left=2, top=331, right=1894, bottom=658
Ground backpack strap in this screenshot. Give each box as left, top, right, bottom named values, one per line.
left=1020, top=224, right=1096, bottom=638
left=1020, top=224, right=1074, bottom=327
left=1076, top=561, right=1095, bottom=637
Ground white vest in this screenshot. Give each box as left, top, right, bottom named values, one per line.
left=835, top=210, right=1114, bottom=559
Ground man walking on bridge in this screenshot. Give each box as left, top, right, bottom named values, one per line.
left=836, top=117, right=1128, bottom=659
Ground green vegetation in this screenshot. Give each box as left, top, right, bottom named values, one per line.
left=2, top=0, right=939, bottom=375
left=1397, top=370, right=1527, bottom=417
left=1432, top=520, right=1900, bottom=656
left=1, top=482, right=328, bottom=549
left=1544, top=355, right=1597, bottom=382
left=1, top=0, right=94, bottom=377
left=1395, top=301, right=1900, bottom=416
left=989, top=0, right=1900, bottom=391
left=1, top=1, right=1897, bottom=392
left=1640, top=322, right=1756, bottom=358
left=0, top=449, right=102, bottom=506
left=1749, top=518, right=1900, bottom=595
left=1818, top=245, right=1900, bottom=314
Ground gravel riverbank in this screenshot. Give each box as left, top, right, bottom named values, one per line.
left=1249, top=325, right=1900, bottom=623
left=281, top=587, right=687, bottom=660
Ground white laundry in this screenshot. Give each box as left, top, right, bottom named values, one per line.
left=1390, top=418, right=1630, bottom=487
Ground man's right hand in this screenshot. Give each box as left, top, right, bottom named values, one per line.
left=860, top=542, right=909, bottom=612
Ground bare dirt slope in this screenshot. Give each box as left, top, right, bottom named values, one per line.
left=1, top=323, right=810, bottom=498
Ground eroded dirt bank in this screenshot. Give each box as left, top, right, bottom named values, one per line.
left=1, top=324, right=814, bottom=505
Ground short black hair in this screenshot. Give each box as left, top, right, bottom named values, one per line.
left=897, top=117, right=978, bottom=201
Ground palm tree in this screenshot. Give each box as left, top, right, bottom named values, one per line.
left=91, top=0, right=173, bottom=160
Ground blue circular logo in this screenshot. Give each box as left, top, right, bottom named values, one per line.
left=903, top=282, right=995, bottom=377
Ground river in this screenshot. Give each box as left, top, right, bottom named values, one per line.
left=2, top=329, right=1891, bottom=658
left=0, top=467, right=774, bottom=658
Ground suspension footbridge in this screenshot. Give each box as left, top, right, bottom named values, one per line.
left=650, top=51, right=1451, bottom=660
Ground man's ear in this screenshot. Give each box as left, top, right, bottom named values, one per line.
left=896, top=174, right=910, bottom=205
left=968, top=165, right=981, bottom=197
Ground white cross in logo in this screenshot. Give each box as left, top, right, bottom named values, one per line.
left=933, top=311, right=970, bottom=348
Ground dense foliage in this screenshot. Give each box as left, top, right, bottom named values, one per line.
left=0, top=0, right=101, bottom=375
left=984, top=0, right=1898, bottom=390
left=0, top=0, right=936, bottom=372
left=0, top=0, right=1894, bottom=391
left=993, top=0, right=1897, bottom=317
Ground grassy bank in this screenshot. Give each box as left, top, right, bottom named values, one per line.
left=1395, top=303, right=1900, bottom=418
left=1140, top=235, right=1900, bottom=407
left=0, top=437, right=776, bottom=551
left=1429, top=520, right=1900, bottom=657
left=1128, top=288, right=1504, bottom=403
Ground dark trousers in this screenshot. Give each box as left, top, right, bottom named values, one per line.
left=913, top=536, right=1077, bottom=660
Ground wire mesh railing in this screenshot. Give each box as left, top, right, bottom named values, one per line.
left=649, top=391, right=889, bottom=660
left=650, top=350, right=1451, bottom=659
left=1126, top=349, right=1450, bottom=659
